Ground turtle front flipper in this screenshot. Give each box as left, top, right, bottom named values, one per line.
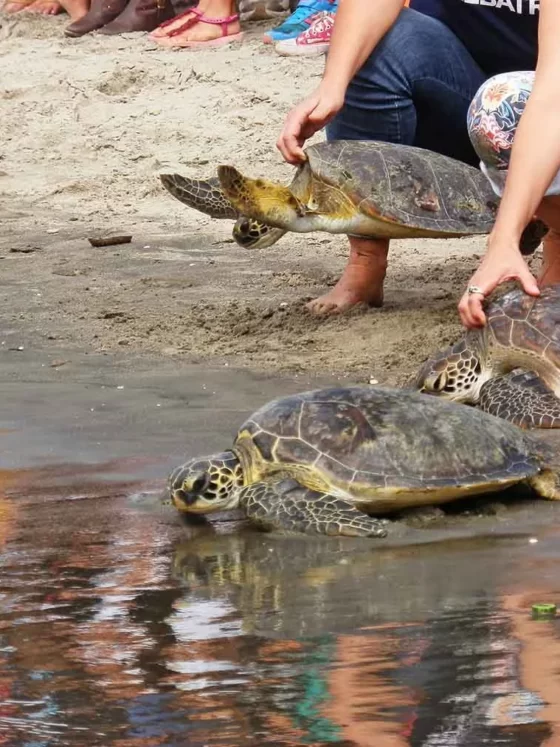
left=160, top=174, right=238, bottom=220
left=218, top=165, right=311, bottom=230
left=479, top=371, right=560, bottom=429
left=240, top=479, right=388, bottom=538
left=519, top=218, right=549, bottom=256
left=232, top=216, right=287, bottom=250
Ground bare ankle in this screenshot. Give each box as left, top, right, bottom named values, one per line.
left=349, top=235, right=388, bottom=259
left=305, top=236, right=389, bottom=315
left=197, top=0, right=235, bottom=13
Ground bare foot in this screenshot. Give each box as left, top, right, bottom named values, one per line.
left=2, top=0, right=34, bottom=12
left=539, top=229, right=560, bottom=286
left=27, top=0, right=62, bottom=12
left=306, top=237, right=388, bottom=315
left=57, top=0, right=88, bottom=20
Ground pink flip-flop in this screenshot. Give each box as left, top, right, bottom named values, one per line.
left=149, top=6, right=188, bottom=38
left=153, top=7, right=244, bottom=47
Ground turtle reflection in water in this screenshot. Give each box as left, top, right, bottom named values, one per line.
left=167, top=387, right=560, bottom=537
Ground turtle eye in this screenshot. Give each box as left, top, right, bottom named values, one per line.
left=432, top=372, right=448, bottom=392
left=238, top=218, right=250, bottom=233
left=190, top=473, right=212, bottom=495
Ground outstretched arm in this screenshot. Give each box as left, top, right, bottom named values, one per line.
left=459, top=0, right=560, bottom=328
left=276, top=0, right=405, bottom=164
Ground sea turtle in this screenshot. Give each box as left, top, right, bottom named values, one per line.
left=166, top=386, right=560, bottom=537
left=160, top=140, right=547, bottom=252
left=415, top=285, right=560, bottom=429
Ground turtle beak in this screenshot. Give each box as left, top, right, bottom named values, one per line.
left=173, top=488, right=198, bottom=507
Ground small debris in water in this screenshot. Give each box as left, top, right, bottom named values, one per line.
left=46, top=228, right=60, bottom=234
left=9, top=346, right=24, bottom=351
left=369, top=377, right=378, bottom=385
left=529, top=537, right=538, bottom=544
left=50, top=359, right=68, bottom=368
left=532, top=603, right=557, bottom=620
left=117, top=386, right=124, bottom=390
left=88, top=235, right=133, bottom=248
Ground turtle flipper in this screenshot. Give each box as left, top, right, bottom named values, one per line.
left=232, top=216, right=287, bottom=250
left=218, top=165, right=309, bottom=229
left=529, top=470, right=560, bottom=500
left=479, top=371, right=560, bottom=429
left=239, top=479, right=388, bottom=538
left=519, top=218, right=548, bottom=256
left=160, top=174, right=238, bottom=220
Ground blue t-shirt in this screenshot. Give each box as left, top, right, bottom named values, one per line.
left=409, top=0, right=539, bottom=74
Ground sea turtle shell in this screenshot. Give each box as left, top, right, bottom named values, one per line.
left=303, top=140, right=499, bottom=235
left=486, top=285, right=560, bottom=371
left=232, top=387, right=545, bottom=514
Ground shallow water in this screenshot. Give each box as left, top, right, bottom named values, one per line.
left=2, top=358, right=560, bottom=746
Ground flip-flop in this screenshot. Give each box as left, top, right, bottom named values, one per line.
left=148, top=0, right=196, bottom=37
left=149, top=5, right=184, bottom=36
left=153, top=7, right=244, bottom=47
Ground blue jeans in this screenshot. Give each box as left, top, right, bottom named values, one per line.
left=327, top=8, right=487, bottom=167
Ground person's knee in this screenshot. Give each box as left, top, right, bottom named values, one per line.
left=467, top=71, right=535, bottom=170
left=326, top=9, right=422, bottom=142
left=353, top=8, right=432, bottom=92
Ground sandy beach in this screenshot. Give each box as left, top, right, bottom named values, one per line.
left=1, top=12, right=543, bottom=383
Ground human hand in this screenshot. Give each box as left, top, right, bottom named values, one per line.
left=458, top=240, right=540, bottom=328
left=276, top=86, right=345, bottom=165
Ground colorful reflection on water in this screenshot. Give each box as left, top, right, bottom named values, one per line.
left=0, top=464, right=559, bottom=746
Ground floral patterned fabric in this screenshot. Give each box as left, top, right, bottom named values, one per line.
left=467, top=71, right=560, bottom=197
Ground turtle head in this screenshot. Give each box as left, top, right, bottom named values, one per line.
left=232, top=216, right=286, bottom=249
left=218, top=165, right=309, bottom=230
left=415, top=331, right=491, bottom=404
left=168, top=451, right=244, bottom=515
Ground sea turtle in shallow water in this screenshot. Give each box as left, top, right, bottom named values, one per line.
left=167, top=386, right=560, bottom=537
left=160, top=140, right=547, bottom=252
left=415, top=286, right=560, bottom=429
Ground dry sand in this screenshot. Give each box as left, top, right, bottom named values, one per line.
left=0, top=13, right=543, bottom=384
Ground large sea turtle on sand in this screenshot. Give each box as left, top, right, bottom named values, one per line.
left=415, top=286, right=560, bottom=429
left=167, top=386, right=560, bottom=537
left=160, top=140, right=547, bottom=252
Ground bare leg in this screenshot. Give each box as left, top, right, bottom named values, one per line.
left=536, top=196, right=560, bottom=287
left=306, top=236, right=389, bottom=315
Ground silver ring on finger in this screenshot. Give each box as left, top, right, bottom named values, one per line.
left=467, top=285, right=485, bottom=296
